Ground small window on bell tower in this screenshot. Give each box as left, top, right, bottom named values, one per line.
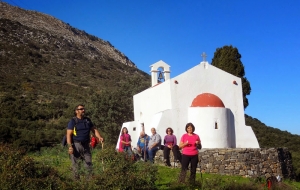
left=215, top=122, right=218, bottom=129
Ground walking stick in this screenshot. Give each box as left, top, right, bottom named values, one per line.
left=144, top=140, right=146, bottom=161
left=101, top=140, right=104, bottom=171
left=141, top=124, right=146, bottom=162
left=198, top=149, right=203, bottom=189
left=144, top=137, right=148, bottom=161
left=173, top=147, right=176, bottom=169
left=143, top=145, right=146, bottom=161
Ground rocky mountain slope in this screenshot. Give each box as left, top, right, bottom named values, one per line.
left=0, top=2, right=135, bottom=67
left=0, top=2, right=149, bottom=99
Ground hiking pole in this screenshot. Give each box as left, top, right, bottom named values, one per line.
left=172, top=147, right=175, bottom=169
left=130, top=144, right=134, bottom=161
left=101, top=140, right=104, bottom=171
left=198, top=153, right=203, bottom=190
left=144, top=143, right=146, bottom=161
left=144, top=137, right=147, bottom=161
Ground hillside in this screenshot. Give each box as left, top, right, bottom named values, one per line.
left=0, top=1, right=150, bottom=110
left=0, top=2, right=150, bottom=148
left=246, top=115, right=300, bottom=178
left=0, top=2, right=149, bottom=94
left=0, top=2, right=299, bottom=179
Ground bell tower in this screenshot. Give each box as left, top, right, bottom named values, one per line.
left=150, top=60, right=171, bottom=87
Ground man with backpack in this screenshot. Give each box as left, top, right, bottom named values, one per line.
left=67, top=104, right=103, bottom=179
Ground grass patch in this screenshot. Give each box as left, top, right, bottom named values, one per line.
left=155, top=166, right=262, bottom=190
left=27, top=145, right=300, bottom=190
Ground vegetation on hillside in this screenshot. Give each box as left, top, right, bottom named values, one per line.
left=246, top=114, right=300, bottom=179
left=0, top=74, right=149, bottom=150
left=90, top=76, right=150, bottom=144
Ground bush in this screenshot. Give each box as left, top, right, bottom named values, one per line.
left=91, top=145, right=158, bottom=190
left=29, top=144, right=158, bottom=189
left=0, top=144, right=70, bottom=189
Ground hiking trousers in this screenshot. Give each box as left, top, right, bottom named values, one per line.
left=70, top=141, right=92, bottom=179
left=163, top=145, right=182, bottom=166
left=179, top=154, right=198, bottom=183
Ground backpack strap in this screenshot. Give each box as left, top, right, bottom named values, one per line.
left=63, top=117, right=78, bottom=146
left=72, top=117, right=78, bottom=136
left=73, top=117, right=78, bottom=129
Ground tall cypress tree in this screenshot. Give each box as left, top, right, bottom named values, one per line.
left=211, top=45, right=251, bottom=109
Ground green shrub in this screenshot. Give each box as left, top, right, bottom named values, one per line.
left=0, top=144, right=71, bottom=190
left=30, top=144, right=158, bottom=189
left=91, top=145, right=158, bottom=190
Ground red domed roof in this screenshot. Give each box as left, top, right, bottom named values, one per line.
left=191, top=93, right=225, bottom=107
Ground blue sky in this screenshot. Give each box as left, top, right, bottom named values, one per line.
left=3, top=0, right=300, bottom=135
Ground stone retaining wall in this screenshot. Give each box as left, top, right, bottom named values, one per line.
left=154, top=148, right=295, bottom=179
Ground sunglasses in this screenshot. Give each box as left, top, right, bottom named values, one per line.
left=77, top=108, right=85, bottom=110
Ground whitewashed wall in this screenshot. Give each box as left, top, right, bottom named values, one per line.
left=188, top=107, right=233, bottom=148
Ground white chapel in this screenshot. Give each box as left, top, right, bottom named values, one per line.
left=116, top=54, right=259, bottom=149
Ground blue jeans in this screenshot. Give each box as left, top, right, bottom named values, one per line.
left=147, top=147, right=159, bottom=163
left=123, top=146, right=132, bottom=156
left=140, top=147, right=149, bottom=160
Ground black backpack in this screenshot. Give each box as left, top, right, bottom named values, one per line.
left=62, top=117, right=78, bottom=147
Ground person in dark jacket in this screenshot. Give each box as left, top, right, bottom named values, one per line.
left=67, top=104, right=103, bottom=179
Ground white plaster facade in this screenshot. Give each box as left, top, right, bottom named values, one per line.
left=116, top=59, right=259, bottom=149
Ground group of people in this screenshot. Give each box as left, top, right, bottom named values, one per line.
left=118, top=123, right=201, bottom=183
left=119, top=127, right=162, bottom=163
left=66, top=104, right=201, bottom=183
left=119, top=127, right=181, bottom=166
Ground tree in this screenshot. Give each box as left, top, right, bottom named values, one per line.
left=211, top=45, right=251, bottom=109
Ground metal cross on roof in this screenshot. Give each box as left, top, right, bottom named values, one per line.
left=201, top=52, right=207, bottom=62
